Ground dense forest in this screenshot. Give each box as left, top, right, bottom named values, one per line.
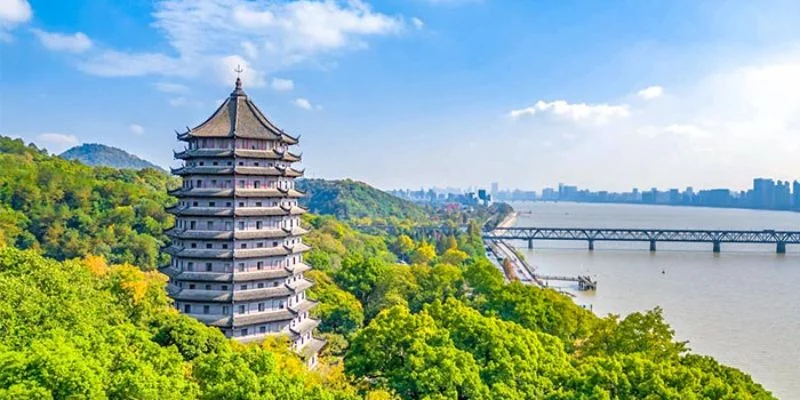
left=298, top=178, right=430, bottom=223
left=0, top=136, right=775, bottom=399
left=60, top=143, right=164, bottom=171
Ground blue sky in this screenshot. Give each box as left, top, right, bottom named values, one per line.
left=1, top=0, right=799, bottom=191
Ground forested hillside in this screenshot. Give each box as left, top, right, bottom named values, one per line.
left=0, top=135, right=774, bottom=399
left=60, top=143, right=163, bottom=171
left=298, top=178, right=429, bottom=223
left=0, top=136, right=176, bottom=269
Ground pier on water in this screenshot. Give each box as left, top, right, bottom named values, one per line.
left=484, top=227, right=800, bottom=254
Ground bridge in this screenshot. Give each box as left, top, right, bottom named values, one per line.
left=483, top=227, right=800, bottom=254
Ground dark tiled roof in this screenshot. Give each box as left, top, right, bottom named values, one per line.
left=177, top=83, right=299, bottom=144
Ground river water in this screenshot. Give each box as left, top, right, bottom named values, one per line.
left=509, top=202, right=800, bottom=399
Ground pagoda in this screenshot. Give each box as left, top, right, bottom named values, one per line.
left=162, top=77, right=324, bottom=367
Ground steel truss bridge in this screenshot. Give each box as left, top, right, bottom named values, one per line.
left=483, top=227, right=800, bottom=253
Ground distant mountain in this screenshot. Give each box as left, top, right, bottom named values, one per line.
left=298, top=178, right=429, bottom=222
left=60, top=143, right=163, bottom=171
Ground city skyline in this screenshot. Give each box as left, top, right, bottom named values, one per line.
left=2, top=0, right=800, bottom=191
left=391, top=176, right=800, bottom=211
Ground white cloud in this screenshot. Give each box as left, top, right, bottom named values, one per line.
left=510, top=100, right=630, bottom=125
left=153, top=82, right=189, bottom=94
left=292, top=97, right=315, bottom=110
left=271, top=77, right=294, bottom=91
left=663, top=124, right=709, bottom=139
left=411, top=17, right=424, bottom=30
left=31, top=29, right=93, bottom=53
left=168, top=97, right=203, bottom=107
left=129, top=124, right=145, bottom=135
left=637, top=85, right=663, bottom=100
left=0, top=0, right=32, bottom=41
left=36, top=132, right=78, bottom=153
left=79, top=50, right=187, bottom=77
left=79, top=0, right=406, bottom=84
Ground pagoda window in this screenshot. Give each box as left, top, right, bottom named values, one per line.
left=257, top=261, right=263, bottom=270
left=206, top=243, right=212, bottom=249
left=238, top=161, right=244, bottom=166
left=254, top=162, right=259, bottom=166
left=184, top=304, right=191, bottom=313
left=207, top=221, right=213, bottom=230
left=196, top=180, right=202, bottom=188
left=222, top=306, right=229, bottom=314
left=240, top=284, right=247, bottom=290
left=258, top=282, right=264, bottom=289
left=238, top=263, right=245, bottom=272
left=238, top=180, right=245, bottom=188
left=227, top=161, right=232, bottom=166
left=260, top=326, right=266, bottom=334
left=203, top=305, right=210, bottom=314
left=199, top=161, right=205, bottom=166
left=238, top=221, right=245, bottom=230
left=242, top=328, right=248, bottom=336
left=205, top=284, right=211, bottom=290
left=239, top=305, right=245, bottom=314
left=193, top=201, right=199, bottom=206
left=258, top=303, right=265, bottom=312
left=273, top=282, right=279, bottom=287
left=222, top=243, right=229, bottom=249
left=225, top=222, right=232, bottom=230
left=189, top=284, right=196, bottom=289
left=190, top=221, right=196, bottom=229
left=201, top=139, right=207, bottom=148
left=188, top=262, right=194, bottom=271
left=209, top=201, right=215, bottom=207
left=254, top=181, right=261, bottom=189
left=212, top=161, right=218, bottom=166
left=205, top=262, right=212, bottom=271
left=238, top=202, right=244, bottom=207
left=191, top=243, right=197, bottom=249
left=211, top=179, right=217, bottom=186
left=226, top=202, right=232, bottom=207
left=257, top=242, right=264, bottom=248
left=225, top=180, right=231, bottom=188
left=255, top=201, right=262, bottom=207
left=241, top=243, right=247, bottom=249
left=256, top=221, right=262, bottom=230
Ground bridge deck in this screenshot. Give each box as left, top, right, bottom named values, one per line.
left=484, top=227, right=800, bottom=244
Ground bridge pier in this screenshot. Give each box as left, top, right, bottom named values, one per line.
left=588, top=240, right=594, bottom=251
left=527, top=239, right=533, bottom=249
left=713, top=241, right=721, bottom=253
left=777, top=242, right=786, bottom=254
left=649, top=240, right=656, bottom=252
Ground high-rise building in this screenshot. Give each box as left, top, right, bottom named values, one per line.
left=163, top=78, right=324, bottom=367
left=794, top=181, right=800, bottom=209
left=491, top=182, right=499, bottom=196
left=752, top=178, right=776, bottom=209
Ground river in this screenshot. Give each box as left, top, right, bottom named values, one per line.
left=509, top=202, right=800, bottom=399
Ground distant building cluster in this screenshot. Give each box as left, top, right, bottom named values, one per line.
left=391, top=178, right=800, bottom=212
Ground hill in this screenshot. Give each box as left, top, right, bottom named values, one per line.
left=0, top=136, right=176, bottom=269
left=297, top=178, right=429, bottom=222
left=60, top=143, right=163, bottom=171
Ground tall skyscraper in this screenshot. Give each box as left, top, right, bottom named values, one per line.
left=752, top=178, right=776, bottom=209
left=793, top=180, right=800, bottom=209
left=163, top=78, right=323, bottom=367
left=491, top=182, right=499, bottom=196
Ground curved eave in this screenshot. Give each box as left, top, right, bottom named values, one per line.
left=233, top=310, right=294, bottom=327
left=290, top=318, right=320, bottom=337
left=167, top=228, right=307, bottom=241
left=171, top=166, right=304, bottom=177
left=173, top=149, right=300, bottom=161
left=168, top=207, right=235, bottom=217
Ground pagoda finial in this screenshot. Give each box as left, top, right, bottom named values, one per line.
left=231, top=65, right=246, bottom=96
left=234, top=65, right=244, bottom=88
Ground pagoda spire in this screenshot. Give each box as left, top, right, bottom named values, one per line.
left=231, top=65, right=246, bottom=97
